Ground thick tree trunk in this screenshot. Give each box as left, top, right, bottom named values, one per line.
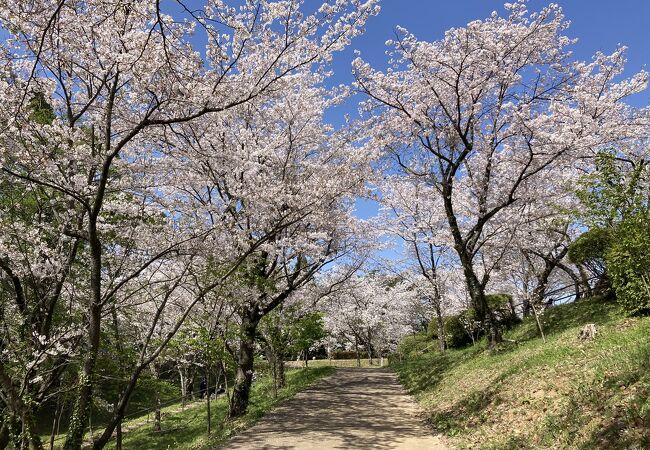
left=0, top=422, right=9, bottom=450
left=64, top=229, right=102, bottom=450
left=228, top=309, right=258, bottom=418
left=463, top=264, right=501, bottom=349
left=442, top=183, right=501, bottom=349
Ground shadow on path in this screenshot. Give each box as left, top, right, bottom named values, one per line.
left=220, top=368, right=447, bottom=449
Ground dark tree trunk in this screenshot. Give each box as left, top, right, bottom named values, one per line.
left=435, top=304, right=445, bottom=352
left=64, top=228, right=102, bottom=450
left=228, top=309, right=258, bottom=418
left=442, top=183, right=501, bottom=349
left=0, top=422, right=9, bottom=450
left=463, top=264, right=501, bottom=349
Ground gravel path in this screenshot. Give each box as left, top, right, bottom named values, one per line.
left=221, top=368, right=447, bottom=449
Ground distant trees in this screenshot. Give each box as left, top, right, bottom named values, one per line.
left=322, top=275, right=417, bottom=363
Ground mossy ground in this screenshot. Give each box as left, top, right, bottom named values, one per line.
left=392, top=297, right=650, bottom=449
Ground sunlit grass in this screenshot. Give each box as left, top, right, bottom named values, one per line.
left=393, top=297, right=650, bottom=449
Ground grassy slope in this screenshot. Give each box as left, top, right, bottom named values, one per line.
left=392, top=297, right=650, bottom=449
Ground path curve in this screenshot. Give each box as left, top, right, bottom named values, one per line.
left=221, top=368, right=447, bottom=449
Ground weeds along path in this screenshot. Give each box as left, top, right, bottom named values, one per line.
left=221, top=367, right=447, bottom=449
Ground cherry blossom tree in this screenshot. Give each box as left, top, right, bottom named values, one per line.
left=322, top=274, right=417, bottom=364
left=378, top=176, right=454, bottom=350
left=354, top=0, right=648, bottom=347
left=0, top=0, right=379, bottom=446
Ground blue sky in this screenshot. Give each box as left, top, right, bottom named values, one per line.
left=336, top=0, right=650, bottom=222
left=330, top=0, right=650, bottom=99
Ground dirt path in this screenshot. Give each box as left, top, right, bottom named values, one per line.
left=221, top=368, right=447, bottom=449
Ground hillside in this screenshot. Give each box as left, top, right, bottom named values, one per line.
left=392, top=298, right=650, bottom=449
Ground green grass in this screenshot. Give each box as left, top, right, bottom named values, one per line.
left=392, top=297, right=650, bottom=449
left=43, top=367, right=334, bottom=450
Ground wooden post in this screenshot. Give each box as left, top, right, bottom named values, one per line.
left=355, top=336, right=360, bottom=368
left=531, top=302, right=546, bottom=343
left=206, top=365, right=211, bottom=436
left=49, top=400, right=60, bottom=450
left=154, top=392, right=161, bottom=432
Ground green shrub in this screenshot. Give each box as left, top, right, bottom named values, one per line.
left=607, top=214, right=650, bottom=315
left=397, top=333, right=432, bottom=358
left=444, top=314, right=473, bottom=348
left=568, top=227, right=611, bottom=277
left=427, top=317, right=441, bottom=339
left=486, top=293, right=520, bottom=329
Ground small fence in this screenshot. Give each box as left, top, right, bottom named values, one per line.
left=284, top=358, right=388, bottom=369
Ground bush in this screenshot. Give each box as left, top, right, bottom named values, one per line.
left=444, top=314, right=473, bottom=348
left=397, top=333, right=432, bottom=359
left=568, top=228, right=611, bottom=289
left=607, top=214, right=650, bottom=315
left=486, top=293, right=520, bottom=329
left=427, top=317, right=441, bottom=339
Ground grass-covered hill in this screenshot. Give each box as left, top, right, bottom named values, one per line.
left=392, top=297, right=650, bottom=449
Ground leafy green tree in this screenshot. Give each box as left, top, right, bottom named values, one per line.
left=574, top=150, right=650, bottom=312
left=290, top=312, right=327, bottom=368
left=607, top=214, right=650, bottom=314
